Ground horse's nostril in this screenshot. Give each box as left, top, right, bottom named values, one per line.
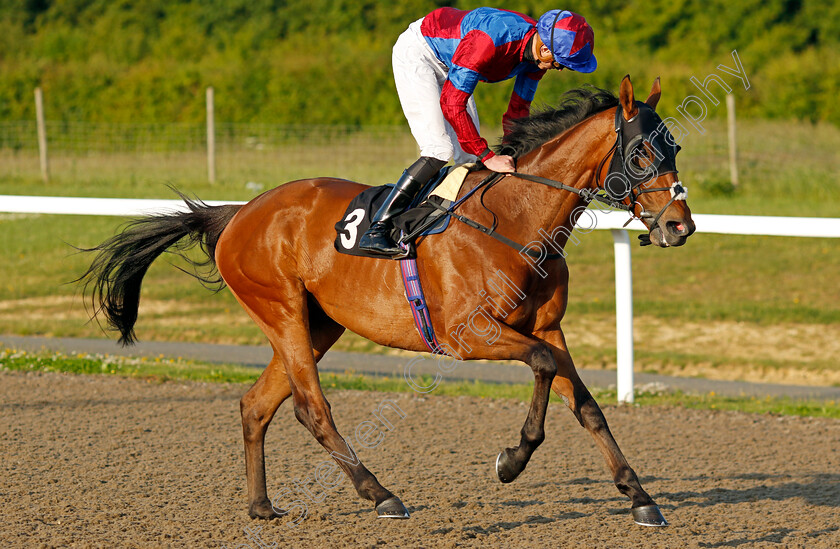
left=666, top=221, right=690, bottom=237
left=665, top=221, right=679, bottom=235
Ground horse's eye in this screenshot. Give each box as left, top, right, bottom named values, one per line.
left=638, top=142, right=656, bottom=164
left=631, top=147, right=648, bottom=168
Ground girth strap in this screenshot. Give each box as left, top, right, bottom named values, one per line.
left=399, top=258, right=446, bottom=354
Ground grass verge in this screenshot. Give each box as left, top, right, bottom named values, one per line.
left=2, top=348, right=837, bottom=419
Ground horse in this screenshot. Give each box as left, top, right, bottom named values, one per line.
left=80, top=76, right=694, bottom=527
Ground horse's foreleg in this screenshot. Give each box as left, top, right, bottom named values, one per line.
left=484, top=337, right=557, bottom=484
left=540, top=328, right=667, bottom=526
left=240, top=355, right=292, bottom=519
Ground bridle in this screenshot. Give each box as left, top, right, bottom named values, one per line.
left=511, top=103, right=686, bottom=231
left=605, top=103, right=686, bottom=229
left=403, top=103, right=688, bottom=258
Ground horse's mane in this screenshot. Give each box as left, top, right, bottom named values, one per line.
left=496, top=86, right=619, bottom=158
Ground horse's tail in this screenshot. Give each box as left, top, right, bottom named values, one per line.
left=78, top=192, right=242, bottom=346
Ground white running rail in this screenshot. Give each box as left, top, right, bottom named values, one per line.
left=2, top=195, right=839, bottom=403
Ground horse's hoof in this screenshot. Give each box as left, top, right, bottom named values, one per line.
left=248, top=500, right=287, bottom=520
left=631, top=504, right=668, bottom=527
left=376, top=496, right=410, bottom=519
left=495, top=449, right=519, bottom=484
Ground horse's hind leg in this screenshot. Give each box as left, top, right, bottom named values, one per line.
left=539, top=327, right=667, bottom=527
left=239, top=297, right=346, bottom=519
left=241, top=354, right=292, bottom=519
left=241, top=287, right=407, bottom=519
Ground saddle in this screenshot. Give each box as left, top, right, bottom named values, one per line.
left=334, top=164, right=477, bottom=259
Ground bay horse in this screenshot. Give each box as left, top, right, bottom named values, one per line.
left=80, top=76, right=694, bottom=526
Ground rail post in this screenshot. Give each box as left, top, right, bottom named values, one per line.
left=612, top=229, right=634, bottom=403
left=206, top=86, right=216, bottom=184
left=35, top=87, right=49, bottom=183
left=726, top=94, right=739, bottom=188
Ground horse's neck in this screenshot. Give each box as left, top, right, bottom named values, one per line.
left=488, top=111, right=614, bottom=248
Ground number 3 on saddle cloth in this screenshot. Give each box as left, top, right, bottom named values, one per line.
left=334, top=164, right=479, bottom=259
left=333, top=164, right=477, bottom=354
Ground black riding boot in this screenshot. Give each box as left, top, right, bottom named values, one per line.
left=358, top=170, right=427, bottom=256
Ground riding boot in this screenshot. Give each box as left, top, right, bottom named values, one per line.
left=358, top=170, right=427, bottom=256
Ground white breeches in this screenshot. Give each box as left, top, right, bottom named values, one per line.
left=392, top=18, right=480, bottom=164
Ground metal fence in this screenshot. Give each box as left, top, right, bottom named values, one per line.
left=0, top=117, right=837, bottom=196
left=0, top=121, right=420, bottom=187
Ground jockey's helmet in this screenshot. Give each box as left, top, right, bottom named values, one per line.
left=536, top=10, right=597, bottom=73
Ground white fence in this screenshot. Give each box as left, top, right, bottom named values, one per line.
left=592, top=212, right=840, bottom=402
left=2, top=194, right=839, bottom=402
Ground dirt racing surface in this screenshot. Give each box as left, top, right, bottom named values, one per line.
left=1, top=370, right=838, bottom=548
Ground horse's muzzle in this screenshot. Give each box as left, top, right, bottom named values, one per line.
left=650, top=218, right=695, bottom=247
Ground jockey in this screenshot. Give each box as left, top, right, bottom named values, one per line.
left=359, top=7, right=597, bottom=256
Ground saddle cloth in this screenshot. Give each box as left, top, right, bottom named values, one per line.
left=334, top=164, right=476, bottom=258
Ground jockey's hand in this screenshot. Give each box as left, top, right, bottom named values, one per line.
left=484, top=154, right=515, bottom=173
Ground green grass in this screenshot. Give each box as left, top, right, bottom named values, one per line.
left=0, top=117, right=838, bottom=386
left=675, top=119, right=840, bottom=216
left=0, top=212, right=837, bottom=355
left=2, top=348, right=837, bottom=419
left=563, top=229, right=840, bottom=325
left=1, top=197, right=837, bottom=328
left=571, top=344, right=840, bottom=378
left=0, top=347, right=263, bottom=384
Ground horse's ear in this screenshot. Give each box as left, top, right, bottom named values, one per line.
left=645, top=77, right=661, bottom=110
left=619, top=75, right=638, bottom=120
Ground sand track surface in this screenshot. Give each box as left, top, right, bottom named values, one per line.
left=1, top=370, right=838, bottom=548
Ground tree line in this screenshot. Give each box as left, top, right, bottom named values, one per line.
left=1, top=0, right=837, bottom=126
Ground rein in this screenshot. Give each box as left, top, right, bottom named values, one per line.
left=405, top=105, right=686, bottom=257
left=509, top=168, right=630, bottom=213
left=423, top=173, right=564, bottom=260
left=511, top=105, right=687, bottom=233
left=398, top=170, right=563, bottom=260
